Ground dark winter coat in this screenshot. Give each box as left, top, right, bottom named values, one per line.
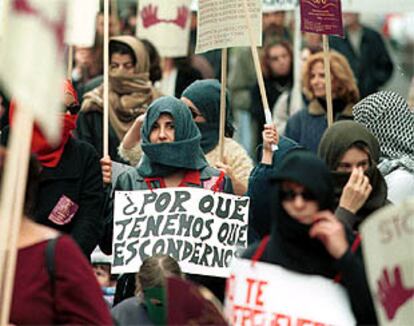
left=75, top=110, right=126, bottom=163
left=330, top=26, right=393, bottom=98
left=285, top=99, right=353, bottom=153
left=34, top=138, right=105, bottom=257
left=247, top=136, right=301, bottom=241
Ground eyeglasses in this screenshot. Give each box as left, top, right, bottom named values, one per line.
left=280, top=189, right=316, bottom=202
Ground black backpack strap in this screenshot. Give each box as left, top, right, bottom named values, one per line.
left=45, top=236, right=60, bottom=293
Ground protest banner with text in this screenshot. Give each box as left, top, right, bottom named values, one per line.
left=196, top=0, right=262, bottom=54
left=225, top=259, right=356, bottom=325
left=137, top=0, right=192, bottom=57
left=360, top=200, right=414, bottom=325
left=112, top=188, right=249, bottom=277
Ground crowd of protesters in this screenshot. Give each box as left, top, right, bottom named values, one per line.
left=1, top=4, right=413, bottom=326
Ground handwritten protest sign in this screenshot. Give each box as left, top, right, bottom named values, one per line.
left=225, top=259, right=356, bottom=325
left=195, top=0, right=262, bottom=54
left=137, top=0, right=192, bottom=57
left=300, top=0, right=344, bottom=37
left=263, top=0, right=298, bottom=12
left=360, top=200, right=414, bottom=325
left=112, top=188, right=249, bottom=277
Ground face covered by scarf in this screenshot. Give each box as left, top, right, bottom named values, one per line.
left=181, top=79, right=235, bottom=153
left=81, top=35, right=154, bottom=141
left=318, top=120, right=388, bottom=222
left=137, top=96, right=208, bottom=178
left=263, top=150, right=348, bottom=278
left=9, top=81, right=78, bottom=168
left=353, top=91, right=414, bottom=175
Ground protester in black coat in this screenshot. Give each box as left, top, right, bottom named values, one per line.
left=330, top=13, right=393, bottom=98
left=247, top=133, right=300, bottom=241
left=244, top=150, right=377, bottom=324
left=4, top=82, right=105, bottom=257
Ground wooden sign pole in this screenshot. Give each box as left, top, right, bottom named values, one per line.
left=242, top=0, right=277, bottom=150
left=0, top=107, right=34, bottom=324
left=218, top=48, right=228, bottom=161
left=67, top=45, right=74, bottom=80
left=322, top=35, right=334, bottom=128
left=103, top=0, right=110, bottom=157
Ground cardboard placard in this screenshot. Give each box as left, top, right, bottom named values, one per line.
left=112, top=188, right=249, bottom=277
left=225, top=259, right=356, bottom=325
left=360, top=200, right=414, bottom=325
left=263, top=0, right=298, bottom=12
left=137, top=0, right=192, bottom=57
left=0, top=0, right=66, bottom=142
left=300, top=0, right=344, bottom=37
left=65, top=0, right=99, bottom=47
left=195, top=0, right=262, bottom=54
left=341, top=0, right=414, bottom=13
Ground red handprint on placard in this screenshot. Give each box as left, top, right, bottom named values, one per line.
left=140, top=4, right=161, bottom=28
left=172, top=6, right=189, bottom=29
left=377, top=266, right=414, bottom=320
left=140, top=4, right=189, bottom=29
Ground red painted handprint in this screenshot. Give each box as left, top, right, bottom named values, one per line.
left=172, top=6, right=189, bottom=29
left=140, top=4, right=161, bottom=28
left=377, top=266, right=414, bottom=320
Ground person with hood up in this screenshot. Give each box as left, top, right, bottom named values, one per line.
left=353, top=91, right=414, bottom=204
left=103, top=96, right=233, bottom=304
left=76, top=35, right=158, bottom=162
left=243, top=150, right=377, bottom=324
left=318, top=120, right=389, bottom=231
left=285, top=51, right=359, bottom=153
left=118, top=79, right=253, bottom=196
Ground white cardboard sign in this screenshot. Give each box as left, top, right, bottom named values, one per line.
left=225, top=259, right=356, bottom=325
left=360, top=200, right=414, bottom=325
left=112, top=188, right=249, bottom=277
left=65, top=0, right=99, bottom=47
left=195, top=0, right=262, bottom=54
left=136, top=0, right=192, bottom=58
left=263, top=0, right=298, bottom=12
left=341, top=0, right=414, bottom=13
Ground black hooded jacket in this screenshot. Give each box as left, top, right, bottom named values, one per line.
left=243, top=150, right=377, bottom=324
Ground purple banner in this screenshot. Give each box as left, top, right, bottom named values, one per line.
left=300, top=0, right=344, bottom=37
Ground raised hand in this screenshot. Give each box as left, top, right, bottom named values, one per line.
left=100, top=155, right=112, bottom=185
left=339, top=167, right=372, bottom=214
left=377, top=266, right=414, bottom=321
left=140, top=4, right=161, bottom=28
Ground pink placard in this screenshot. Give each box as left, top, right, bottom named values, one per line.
left=48, top=195, right=79, bottom=225
left=300, top=0, right=344, bottom=37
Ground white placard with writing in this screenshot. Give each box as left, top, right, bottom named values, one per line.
left=112, top=188, right=249, bottom=277
left=262, top=0, right=298, bottom=12
left=360, top=200, right=414, bottom=325
left=341, top=0, right=414, bottom=13
left=137, top=0, right=192, bottom=57
left=196, top=0, right=262, bottom=54
left=225, top=259, right=356, bottom=325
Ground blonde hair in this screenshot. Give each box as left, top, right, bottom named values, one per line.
left=302, top=51, right=359, bottom=104
left=135, top=255, right=182, bottom=296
